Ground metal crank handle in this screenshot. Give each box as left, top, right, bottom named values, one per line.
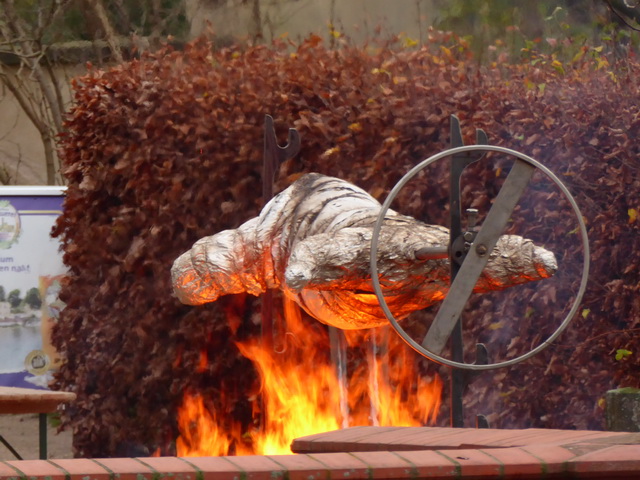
left=370, top=144, right=590, bottom=371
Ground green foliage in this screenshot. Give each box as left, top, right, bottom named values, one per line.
left=111, top=0, right=189, bottom=39
left=24, top=287, right=42, bottom=309
left=48, top=411, right=62, bottom=428
left=615, top=349, right=633, bottom=361
left=10, top=0, right=189, bottom=45
left=433, top=0, right=640, bottom=64
left=7, top=289, right=21, bottom=308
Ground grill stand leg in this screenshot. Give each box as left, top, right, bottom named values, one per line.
left=0, top=433, right=23, bottom=460
left=447, top=115, right=489, bottom=428
left=39, top=413, right=47, bottom=459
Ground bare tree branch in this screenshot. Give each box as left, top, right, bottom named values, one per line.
left=0, top=0, right=71, bottom=183
left=111, top=0, right=133, bottom=34
left=150, top=1, right=187, bottom=40
left=1, top=0, right=185, bottom=184
left=0, top=68, right=47, bottom=133
left=86, top=0, right=124, bottom=63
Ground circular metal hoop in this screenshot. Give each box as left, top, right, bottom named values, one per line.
left=370, top=145, right=590, bottom=370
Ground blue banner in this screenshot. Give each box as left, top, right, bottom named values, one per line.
left=0, top=190, right=65, bottom=389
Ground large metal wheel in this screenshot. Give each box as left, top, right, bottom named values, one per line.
left=370, top=145, right=590, bottom=370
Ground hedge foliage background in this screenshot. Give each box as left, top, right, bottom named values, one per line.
left=52, top=32, right=640, bottom=457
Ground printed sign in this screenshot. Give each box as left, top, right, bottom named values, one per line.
left=0, top=187, right=66, bottom=389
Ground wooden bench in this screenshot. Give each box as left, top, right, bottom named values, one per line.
left=0, top=386, right=76, bottom=459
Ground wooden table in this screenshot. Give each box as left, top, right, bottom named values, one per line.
left=0, top=386, right=76, bottom=459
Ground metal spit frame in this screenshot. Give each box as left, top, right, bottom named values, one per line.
left=261, top=114, right=590, bottom=429
left=370, top=116, right=589, bottom=427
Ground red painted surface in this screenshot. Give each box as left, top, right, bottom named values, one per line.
left=1, top=426, right=639, bottom=479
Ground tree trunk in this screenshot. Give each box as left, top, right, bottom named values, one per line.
left=250, top=0, right=263, bottom=42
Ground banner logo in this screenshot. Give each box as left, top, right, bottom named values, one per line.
left=0, top=201, right=20, bottom=249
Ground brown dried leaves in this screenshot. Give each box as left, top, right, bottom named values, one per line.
left=52, top=36, right=640, bottom=456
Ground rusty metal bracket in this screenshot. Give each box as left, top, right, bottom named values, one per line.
left=262, top=115, right=301, bottom=204
left=261, top=115, right=301, bottom=351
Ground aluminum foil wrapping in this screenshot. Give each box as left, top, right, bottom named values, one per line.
left=172, top=173, right=557, bottom=329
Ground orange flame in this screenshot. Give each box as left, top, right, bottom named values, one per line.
left=343, top=328, right=443, bottom=428
left=176, top=298, right=442, bottom=456
left=176, top=392, right=253, bottom=456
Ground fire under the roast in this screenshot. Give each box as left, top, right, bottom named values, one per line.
left=171, top=173, right=557, bottom=329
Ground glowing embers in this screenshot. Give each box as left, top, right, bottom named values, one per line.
left=175, top=298, right=442, bottom=456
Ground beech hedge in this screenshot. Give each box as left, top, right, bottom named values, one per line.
left=52, top=34, right=640, bottom=457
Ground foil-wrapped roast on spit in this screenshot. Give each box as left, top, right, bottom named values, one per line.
left=172, top=173, right=557, bottom=329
